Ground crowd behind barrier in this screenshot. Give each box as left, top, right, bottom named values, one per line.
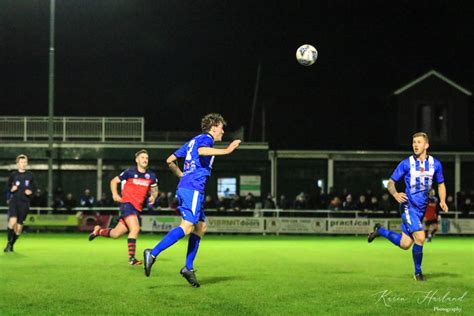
left=21, top=186, right=474, bottom=218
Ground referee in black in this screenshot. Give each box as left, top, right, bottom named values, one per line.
left=4, top=154, right=36, bottom=252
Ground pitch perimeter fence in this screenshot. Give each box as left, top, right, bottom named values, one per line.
left=1, top=207, right=473, bottom=235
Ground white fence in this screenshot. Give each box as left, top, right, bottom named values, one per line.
left=0, top=116, right=144, bottom=142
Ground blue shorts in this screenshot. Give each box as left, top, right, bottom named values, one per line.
left=176, top=188, right=206, bottom=225
left=400, top=202, right=425, bottom=238
left=119, top=203, right=140, bottom=227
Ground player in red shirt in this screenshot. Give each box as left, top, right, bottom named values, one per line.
left=89, top=149, right=158, bottom=265
left=424, top=189, right=440, bottom=242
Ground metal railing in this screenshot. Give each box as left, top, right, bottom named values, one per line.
left=0, top=116, right=144, bottom=142
left=145, top=126, right=245, bottom=142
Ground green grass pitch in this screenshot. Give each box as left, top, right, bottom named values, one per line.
left=1, top=234, right=472, bottom=315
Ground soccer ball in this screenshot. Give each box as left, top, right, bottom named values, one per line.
left=296, top=44, right=318, bottom=66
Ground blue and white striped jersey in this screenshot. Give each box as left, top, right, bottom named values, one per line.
left=390, top=155, right=444, bottom=209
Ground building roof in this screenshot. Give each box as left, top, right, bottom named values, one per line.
left=393, top=69, right=472, bottom=96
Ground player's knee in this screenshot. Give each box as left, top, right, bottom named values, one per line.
left=415, top=237, right=425, bottom=245
left=110, top=231, right=121, bottom=239
left=399, top=238, right=412, bottom=250
left=198, top=222, right=207, bottom=234
left=129, top=227, right=140, bottom=235
left=400, top=243, right=411, bottom=250
left=179, top=223, right=194, bottom=235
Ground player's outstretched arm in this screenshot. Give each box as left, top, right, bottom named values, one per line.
left=166, top=154, right=183, bottom=178
left=198, top=140, right=241, bottom=156
left=110, top=176, right=122, bottom=202
left=438, top=183, right=448, bottom=213
left=387, top=179, right=407, bottom=204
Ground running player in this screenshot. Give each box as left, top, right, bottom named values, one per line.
left=89, top=149, right=158, bottom=265
left=424, top=189, right=440, bottom=242
left=368, top=132, right=448, bottom=281
left=144, top=113, right=241, bottom=287
left=4, top=154, right=36, bottom=253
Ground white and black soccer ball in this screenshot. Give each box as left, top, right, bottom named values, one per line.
left=296, top=44, right=318, bottom=66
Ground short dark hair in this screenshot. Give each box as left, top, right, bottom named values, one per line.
left=16, top=154, right=28, bottom=163
left=135, top=149, right=148, bottom=158
left=201, top=113, right=227, bottom=132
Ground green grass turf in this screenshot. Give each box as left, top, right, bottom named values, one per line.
left=0, top=234, right=472, bottom=315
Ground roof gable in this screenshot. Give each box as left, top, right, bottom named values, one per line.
left=394, top=70, right=472, bottom=96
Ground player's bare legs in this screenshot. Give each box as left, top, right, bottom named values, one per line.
left=194, top=221, right=207, bottom=237
left=179, top=219, right=195, bottom=235
left=425, top=223, right=438, bottom=242
left=399, top=232, right=414, bottom=250
left=89, top=220, right=128, bottom=241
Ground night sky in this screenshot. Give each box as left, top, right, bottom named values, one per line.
left=1, top=0, right=473, bottom=149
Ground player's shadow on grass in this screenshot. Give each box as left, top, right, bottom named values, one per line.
left=428, top=272, right=461, bottom=279
left=200, top=276, right=240, bottom=285
left=3, top=252, right=27, bottom=258
left=152, top=276, right=240, bottom=288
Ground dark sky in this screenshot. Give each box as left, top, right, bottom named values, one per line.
left=1, top=0, right=473, bottom=149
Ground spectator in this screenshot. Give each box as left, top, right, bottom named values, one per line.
left=215, top=196, right=228, bottom=211
left=318, top=190, right=328, bottom=210
left=97, top=192, right=114, bottom=207
left=155, top=192, right=169, bottom=208
left=356, top=195, right=369, bottom=211
left=379, top=193, right=392, bottom=214
left=64, top=193, right=77, bottom=210
left=263, top=193, right=276, bottom=209
left=80, top=188, right=96, bottom=207
left=342, top=194, right=357, bottom=210
left=278, top=194, right=290, bottom=210
left=446, top=195, right=455, bottom=211
left=293, top=192, right=307, bottom=210
left=53, top=187, right=65, bottom=208
left=369, top=196, right=379, bottom=211
left=244, top=192, right=256, bottom=210
left=167, top=192, right=178, bottom=209
left=341, top=188, right=349, bottom=201
left=203, top=195, right=216, bottom=209
left=456, top=191, right=466, bottom=207
left=230, top=195, right=243, bottom=211
left=328, top=196, right=342, bottom=211
left=327, top=187, right=337, bottom=200
left=30, top=188, right=47, bottom=207
left=365, top=189, right=374, bottom=200
left=307, top=186, right=322, bottom=209
left=459, top=198, right=473, bottom=217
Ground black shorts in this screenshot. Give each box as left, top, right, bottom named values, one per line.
left=8, top=199, right=30, bottom=224
left=425, top=219, right=439, bottom=226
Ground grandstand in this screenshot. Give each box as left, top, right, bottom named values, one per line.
left=1, top=116, right=473, bottom=235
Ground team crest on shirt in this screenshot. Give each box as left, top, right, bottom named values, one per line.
left=145, top=173, right=150, bottom=179
left=15, top=181, right=20, bottom=186
left=25, top=180, right=30, bottom=186
left=420, top=167, right=424, bottom=173
left=134, top=174, right=138, bottom=178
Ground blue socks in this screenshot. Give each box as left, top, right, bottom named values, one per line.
left=377, top=226, right=402, bottom=247
left=412, top=243, right=423, bottom=274
left=186, top=233, right=201, bottom=270
left=151, top=226, right=185, bottom=257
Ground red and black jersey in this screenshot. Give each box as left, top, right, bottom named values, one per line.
left=425, top=197, right=439, bottom=221
left=119, top=167, right=158, bottom=211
